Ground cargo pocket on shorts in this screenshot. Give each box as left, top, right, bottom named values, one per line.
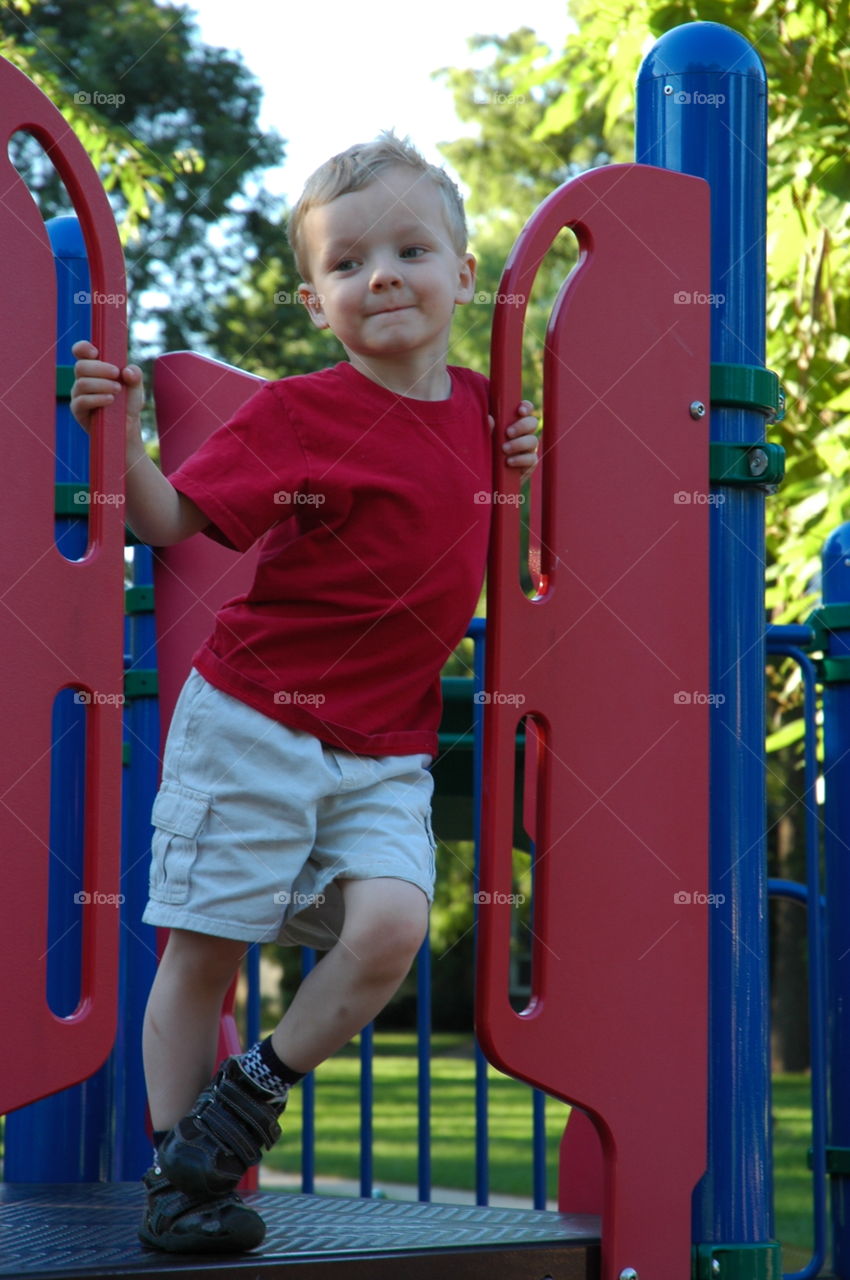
left=423, top=808, right=437, bottom=889
left=149, top=782, right=211, bottom=905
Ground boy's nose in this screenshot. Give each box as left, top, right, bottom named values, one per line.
left=369, top=258, right=402, bottom=290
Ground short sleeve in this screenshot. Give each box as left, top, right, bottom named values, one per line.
left=167, top=383, right=309, bottom=552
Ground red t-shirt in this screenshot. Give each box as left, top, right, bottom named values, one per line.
left=168, top=361, right=492, bottom=756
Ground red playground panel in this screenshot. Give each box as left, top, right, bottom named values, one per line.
left=152, top=350, right=265, bottom=1188
left=0, top=59, right=126, bottom=1114
left=479, top=164, right=711, bottom=1279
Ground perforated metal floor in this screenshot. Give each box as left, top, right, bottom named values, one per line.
left=0, top=1184, right=600, bottom=1279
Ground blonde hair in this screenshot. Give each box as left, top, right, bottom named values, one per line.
left=288, top=131, right=468, bottom=280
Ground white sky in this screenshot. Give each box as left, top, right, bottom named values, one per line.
left=183, top=0, right=571, bottom=204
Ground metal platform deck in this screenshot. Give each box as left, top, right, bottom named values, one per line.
left=0, top=1184, right=600, bottom=1279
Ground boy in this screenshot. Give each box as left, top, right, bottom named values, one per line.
left=71, top=133, right=538, bottom=1255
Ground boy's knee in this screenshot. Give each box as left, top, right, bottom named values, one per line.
left=160, top=928, right=245, bottom=990
left=340, top=881, right=428, bottom=979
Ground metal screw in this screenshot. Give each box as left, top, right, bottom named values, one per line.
left=619, top=1270, right=639, bottom=1280
left=664, top=84, right=673, bottom=95
left=689, top=400, right=706, bottom=419
left=713, top=1261, right=721, bottom=1276
left=748, top=447, right=769, bottom=477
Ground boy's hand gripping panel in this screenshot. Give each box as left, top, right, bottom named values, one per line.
left=480, top=164, right=711, bottom=1279
left=0, top=59, right=126, bottom=1112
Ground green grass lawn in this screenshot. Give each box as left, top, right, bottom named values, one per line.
left=262, top=1035, right=826, bottom=1271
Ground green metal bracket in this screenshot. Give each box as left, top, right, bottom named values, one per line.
left=122, top=742, right=131, bottom=767
left=807, top=1144, right=850, bottom=1174
left=709, top=442, right=785, bottom=488
left=805, top=605, right=850, bottom=683
left=711, top=363, right=785, bottom=422
left=124, top=669, right=158, bottom=699
left=125, top=585, right=155, bottom=615
left=693, top=1241, right=782, bottom=1279
left=55, top=482, right=91, bottom=515
left=56, top=364, right=75, bottom=400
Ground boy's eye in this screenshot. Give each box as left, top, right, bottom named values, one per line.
left=400, top=246, right=426, bottom=259
left=331, top=258, right=358, bottom=272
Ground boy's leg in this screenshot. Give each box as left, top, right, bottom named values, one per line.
left=272, top=877, right=428, bottom=1071
left=159, top=878, right=427, bottom=1193
left=143, top=927, right=249, bottom=1130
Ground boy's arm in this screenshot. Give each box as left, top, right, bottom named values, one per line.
left=71, top=340, right=208, bottom=546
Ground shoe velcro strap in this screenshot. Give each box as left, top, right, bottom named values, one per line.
left=215, top=1078, right=282, bottom=1146
left=199, top=1101, right=264, bottom=1165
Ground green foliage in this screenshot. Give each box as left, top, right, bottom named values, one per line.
left=1, top=0, right=285, bottom=356
left=440, top=0, right=850, bottom=707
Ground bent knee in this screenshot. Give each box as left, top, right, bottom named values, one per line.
left=341, top=883, right=429, bottom=977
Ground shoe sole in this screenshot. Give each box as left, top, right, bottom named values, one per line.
left=138, top=1206, right=265, bottom=1254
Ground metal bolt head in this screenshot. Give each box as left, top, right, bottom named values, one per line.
left=619, top=1270, right=640, bottom=1280
left=748, top=447, right=769, bottom=476
left=712, top=1261, right=721, bottom=1276
left=689, top=400, right=706, bottom=419
left=664, top=84, right=673, bottom=95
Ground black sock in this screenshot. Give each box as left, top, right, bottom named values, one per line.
left=152, top=1128, right=168, bottom=1147
left=239, top=1036, right=305, bottom=1095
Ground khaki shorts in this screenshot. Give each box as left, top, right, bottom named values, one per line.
left=142, top=668, right=436, bottom=948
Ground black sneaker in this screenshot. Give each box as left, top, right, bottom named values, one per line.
left=138, top=1166, right=265, bottom=1254
left=158, top=1056, right=288, bottom=1197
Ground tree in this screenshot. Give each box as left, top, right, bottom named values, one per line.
left=1, top=0, right=286, bottom=356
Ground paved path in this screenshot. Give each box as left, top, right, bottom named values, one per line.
left=260, top=1167, right=558, bottom=1211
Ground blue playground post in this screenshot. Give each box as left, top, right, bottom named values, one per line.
left=637, top=21, right=776, bottom=1263
left=819, top=522, right=850, bottom=1279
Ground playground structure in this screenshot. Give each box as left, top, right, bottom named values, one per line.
left=0, top=17, right=849, bottom=1280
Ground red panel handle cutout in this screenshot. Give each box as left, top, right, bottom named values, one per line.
left=478, top=164, right=711, bottom=1279
left=0, top=57, right=126, bottom=1113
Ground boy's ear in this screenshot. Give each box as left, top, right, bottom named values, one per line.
left=298, top=283, right=329, bottom=330
left=455, top=252, right=477, bottom=305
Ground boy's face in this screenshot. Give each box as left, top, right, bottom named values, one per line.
left=298, top=166, right=475, bottom=373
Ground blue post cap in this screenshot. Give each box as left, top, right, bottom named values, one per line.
left=822, top=522, right=850, bottom=604
left=638, top=21, right=766, bottom=82
left=46, top=213, right=86, bottom=257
